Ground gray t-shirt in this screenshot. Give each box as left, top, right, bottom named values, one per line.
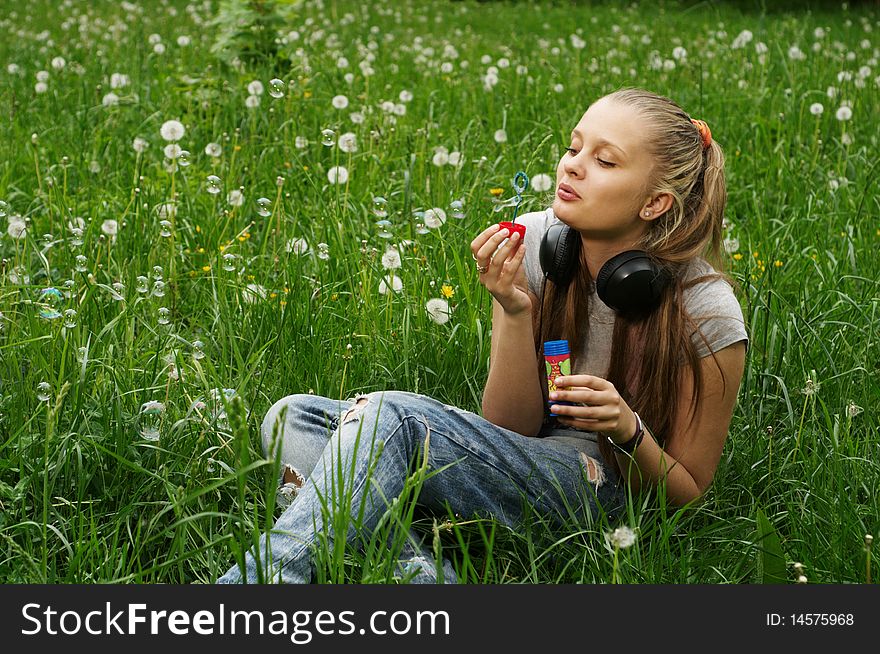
left=515, top=208, right=749, bottom=456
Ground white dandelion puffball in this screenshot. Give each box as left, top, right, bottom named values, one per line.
left=242, top=283, right=267, bottom=304
left=426, top=298, right=452, bottom=325
left=494, top=129, right=507, bottom=143
left=423, top=208, right=446, bottom=229
left=604, top=526, right=637, bottom=550
left=332, top=94, right=349, bottom=109
left=160, top=120, right=185, bottom=142
left=381, top=247, right=402, bottom=270
left=163, top=143, right=182, bottom=160
left=327, top=166, right=349, bottom=185
left=132, top=137, right=149, bottom=153
left=227, top=189, right=244, bottom=207
left=835, top=105, right=852, bottom=121
left=102, top=92, right=119, bottom=107
left=531, top=173, right=553, bottom=192
left=101, top=220, right=119, bottom=237
left=110, top=73, right=130, bottom=89
left=205, top=142, right=222, bottom=157
left=379, top=275, right=403, bottom=295
left=399, top=89, right=413, bottom=102
left=432, top=148, right=449, bottom=166
left=286, top=237, right=309, bottom=255
left=35, top=82, right=48, bottom=94
left=245, top=94, right=260, bottom=109
left=294, top=136, right=308, bottom=149
left=7, top=220, right=27, bottom=240
left=247, top=80, right=264, bottom=96
left=337, top=132, right=357, bottom=153
left=809, top=103, right=824, bottom=116
left=448, top=151, right=462, bottom=166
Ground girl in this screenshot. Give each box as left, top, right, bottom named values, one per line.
left=218, top=87, right=748, bottom=584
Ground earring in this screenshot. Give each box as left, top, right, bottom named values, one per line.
left=644, top=210, right=652, bottom=217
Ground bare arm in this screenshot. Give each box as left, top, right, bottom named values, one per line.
left=482, top=293, right=545, bottom=437
left=549, top=340, right=747, bottom=506
left=470, top=224, right=545, bottom=437
left=613, top=340, right=747, bottom=505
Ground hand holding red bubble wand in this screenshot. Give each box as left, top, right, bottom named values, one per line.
left=469, top=170, right=531, bottom=316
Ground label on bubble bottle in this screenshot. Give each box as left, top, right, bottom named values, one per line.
left=544, top=340, right=574, bottom=417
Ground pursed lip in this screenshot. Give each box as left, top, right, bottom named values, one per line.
left=557, top=183, right=581, bottom=199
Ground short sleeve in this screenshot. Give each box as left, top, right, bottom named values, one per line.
left=683, top=271, right=750, bottom=357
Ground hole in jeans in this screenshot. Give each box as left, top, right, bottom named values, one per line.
left=341, top=395, right=370, bottom=425
left=579, top=452, right=605, bottom=487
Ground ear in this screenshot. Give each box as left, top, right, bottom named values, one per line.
left=639, top=193, right=674, bottom=222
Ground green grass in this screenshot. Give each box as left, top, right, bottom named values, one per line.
left=0, top=0, right=877, bottom=584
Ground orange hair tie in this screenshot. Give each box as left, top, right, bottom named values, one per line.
left=691, top=119, right=712, bottom=149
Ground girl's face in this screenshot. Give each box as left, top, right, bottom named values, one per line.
left=553, top=97, right=656, bottom=244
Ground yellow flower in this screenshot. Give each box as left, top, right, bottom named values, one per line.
left=774, top=260, right=783, bottom=268
left=197, top=247, right=205, bottom=254
left=234, top=145, right=241, bottom=152
left=303, top=90, right=312, bottom=98
left=331, top=293, right=339, bottom=301
left=733, top=253, right=743, bottom=260
left=195, top=225, right=201, bottom=233
left=189, top=270, right=197, bottom=278
left=269, top=292, right=277, bottom=299
left=752, top=251, right=760, bottom=258
left=490, top=187, right=504, bottom=197
left=202, top=265, right=211, bottom=272
left=441, top=284, right=455, bottom=299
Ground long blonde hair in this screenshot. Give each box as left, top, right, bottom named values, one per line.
left=535, top=87, right=731, bottom=476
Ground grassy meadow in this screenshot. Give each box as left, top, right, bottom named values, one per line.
left=0, top=0, right=878, bottom=584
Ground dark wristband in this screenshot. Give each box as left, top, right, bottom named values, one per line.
left=609, top=412, right=645, bottom=455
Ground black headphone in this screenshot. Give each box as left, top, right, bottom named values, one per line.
left=538, top=222, right=669, bottom=319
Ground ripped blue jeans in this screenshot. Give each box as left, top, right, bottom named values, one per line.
left=216, top=391, right=627, bottom=584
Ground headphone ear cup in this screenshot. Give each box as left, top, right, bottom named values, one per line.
left=539, top=223, right=580, bottom=286
left=596, top=250, right=668, bottom=316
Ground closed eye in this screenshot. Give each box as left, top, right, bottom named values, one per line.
left=565, top=147, right=615, bottom=168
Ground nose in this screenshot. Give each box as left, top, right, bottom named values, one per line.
left=563, top=152, right=584, bottom=179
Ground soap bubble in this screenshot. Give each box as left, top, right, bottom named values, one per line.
left=206, top=175, right=222, bottom=195
left=157, top=307, right=170, bottom=325
left=268, top=78, right=285, bottom=98
left=372, top=196, right=388, bottom=218
left=321, top=129, right=336, bottom=146
left=63, top=308, right=77, bottom=328
left=37, top=381, right=52, bottom=402
left=152, top=265, right=163, bottom=279
left=375, top=219, right=393, bottom=239
left=450, top=199, right=465, bottom=219
left=209, top=387, right=239, bottom=431
left=111, top=281, right=125, bottom=300
left=177, top=150, right=191, bottom=167
left=138, top=400, right=165, bottom=441
left=152, top=280, right=166, bottom=298
left=74, top=255, right=88, bottom=272
left=256, top=197, right=272, bottom=217
left=159, top=220, right=172, bottom=237
left=136, top=276, right=149, bottom=294
left=69, top=227, right=84, bottom=247
left=40, top=295, right=63, bottom=318
left=62, top=279, right=75, bottom=298
left=192, top=340, right=205, bottom=360
left=222, top=253, right=237, bottom=272
left=0, top=200, right=8, bottom=218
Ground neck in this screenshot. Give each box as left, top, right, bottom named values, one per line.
left=579, top=232, right=644, bottom=279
